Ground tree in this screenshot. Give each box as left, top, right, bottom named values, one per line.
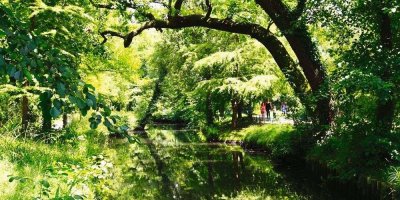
left=0, top=1, right=131, bottom=137
left=311, top=0, right=399, bottom=133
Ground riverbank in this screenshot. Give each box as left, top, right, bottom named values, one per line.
left=214, top=123, right=399, bottom=199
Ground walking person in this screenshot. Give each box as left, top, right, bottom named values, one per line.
left=272, top=106, right=277, bottom=121
left=266, top=100, right=272, bottom=121
left=281, top=102, right=287, bottom=116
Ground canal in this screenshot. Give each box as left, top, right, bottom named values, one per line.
left=116, top=128, right=347, bottom=199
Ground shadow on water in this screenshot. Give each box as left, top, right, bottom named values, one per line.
left=128, top=128, right=349, bottom=200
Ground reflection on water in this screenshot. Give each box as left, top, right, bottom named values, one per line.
left=120, top=129, right=341, bottom=200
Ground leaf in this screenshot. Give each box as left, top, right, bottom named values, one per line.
left=104, top=118, right=112, bottom=128
left=56, top=82, right=66, bottom=96
left=50, top=107, right=61, bottom=118
left=23, top=68, right=33, bottom=82
left=73, top=195, right=85, bottom=200
left=0, top=57, right=5, bottom=67
left=20, top=178, right=28, bottom=183
left=6, top=65, right=16, bottom=77
left=13, top=70, right=21, bottom=80
left=102, top=106, right=111, bottom=116
left=8, top=176, right=16, bottom=182
left=0, top=30, right=6, bottom=37
left=85, top=84, right=95, bottom=91
left=69, top=96, right=86, bottom=110
left=40, top=180, right=50, bottom=188
left=86, top=99, right=94, bottom=107
left=90, top=122, right=98, bottom=129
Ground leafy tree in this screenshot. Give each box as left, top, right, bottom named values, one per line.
left=0, top=0, right=130, bottom=137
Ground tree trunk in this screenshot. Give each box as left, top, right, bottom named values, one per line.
left=21, top=95, right=29, bottom=132
left=231, top=99, right=238, bottom=129
left=62, top=114, right=68, bottom=128
left=247, top=102, right=253, bottom=121
left=255, top=0, right=333, bottom=127
left=238, top=100, right=243, bottom=120
left=219, top=104, right=225, bottom=120
left=39, top=91, right=52, bottom=132
left=376, top=11, right=395, bottom=133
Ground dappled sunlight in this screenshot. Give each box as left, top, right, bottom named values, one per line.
left=1, top=0, right=399, bottom=198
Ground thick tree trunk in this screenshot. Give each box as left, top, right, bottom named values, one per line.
left=376, top=11, right=395, bottom=132
left=285, top=28, right=332, bottom=126
left=39, top=91, right=52, bottom=132
left=255, top=0, right=333, bottom=127
left=238, top=100, right=243, bottom=120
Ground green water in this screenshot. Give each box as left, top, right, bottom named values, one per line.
left=115, top=129, right=339, bottom=199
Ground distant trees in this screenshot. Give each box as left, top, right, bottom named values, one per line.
left=135, top=29, right=294, bottom=129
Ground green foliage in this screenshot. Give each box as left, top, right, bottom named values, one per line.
left=137, top=28, right=296, bottom=127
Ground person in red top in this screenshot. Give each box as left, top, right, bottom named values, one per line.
left=260, top=102, right=266, bottom=122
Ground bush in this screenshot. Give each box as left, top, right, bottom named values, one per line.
left=309, top=120, right=400, bottom=180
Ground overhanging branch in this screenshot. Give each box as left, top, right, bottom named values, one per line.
left=100, top=14, right=309, bottom=100
left=100, top=30, right=125, bottom=44
left=122, top=15, right=270, bottom=47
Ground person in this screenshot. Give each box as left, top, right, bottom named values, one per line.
left=272, top=106, right=277, bottom=121
left=260, top=102, right=266, bottom=122
left=266, top=100, right=272, bottom=120
left=281, top=102, right=287, bottom=116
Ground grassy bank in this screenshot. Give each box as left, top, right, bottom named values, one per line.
left=0, top=111, right=139, bottom=199
left=217, top=124, right=311, bottom=159
left=217, top=123, right=400, bottom=195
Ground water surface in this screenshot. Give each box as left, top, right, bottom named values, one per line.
left=118, top=128, right=341, bottom=199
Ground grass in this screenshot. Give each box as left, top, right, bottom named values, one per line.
left=218, top=124, right=301, bottom=158
left=0, top=111, right=139, bottom=199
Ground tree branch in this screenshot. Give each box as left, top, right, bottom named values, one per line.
left=174, top=0, right=185, bottom=13
left=89, top=0, right=114, bottom=9
left=291, top=0, right=307, bottom=20
left=255, top=0, right=292, bottom=26
left=89, top=0, right=139, bottom=9
left=267, top=19, right=274, bottom=31
left=122, top=15, right=269, bottom=48
left=100, top=30, right=125, bottom=44
left=204, top=0, right=212, bottom=19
